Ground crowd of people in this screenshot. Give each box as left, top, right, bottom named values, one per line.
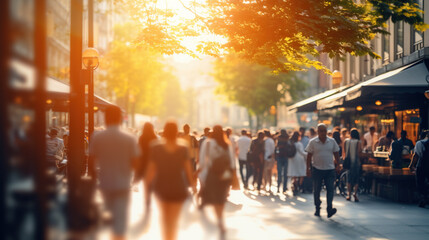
left=44, top=105, right=429, bottom=240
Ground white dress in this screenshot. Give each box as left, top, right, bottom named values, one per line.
left=287, top=142, right=307, bottom=177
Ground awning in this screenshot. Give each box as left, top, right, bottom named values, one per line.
left=288, top=85, right=350, bottom=112
left=317, top=61, right=429, bottom=110
left=10, top=58, right=116, bottom=111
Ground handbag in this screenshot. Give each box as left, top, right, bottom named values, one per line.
left=343, top=140, right=351, bottom=170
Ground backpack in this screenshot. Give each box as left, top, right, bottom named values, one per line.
left=285, top=141, right=297, bottom=158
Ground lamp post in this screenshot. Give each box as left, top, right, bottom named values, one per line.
left=82, top=48, right=99, bottom=139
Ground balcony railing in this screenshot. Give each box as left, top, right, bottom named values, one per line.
left=413, top=41, right=424, bottom=52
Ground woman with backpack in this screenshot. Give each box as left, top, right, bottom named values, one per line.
left=288, top=131, right=307, bottom=195
left=198, top=125, right=236, bottom=239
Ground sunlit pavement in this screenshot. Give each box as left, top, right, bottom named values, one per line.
left=94, top=183, right=429, bottom=240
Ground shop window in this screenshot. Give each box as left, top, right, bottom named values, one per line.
left=395, top=109, right=420, bottom=144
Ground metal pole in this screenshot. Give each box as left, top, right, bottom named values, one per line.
left=0, top=0, right=10, bottom=238
left=34, top=0, right=48, bottom=239
left=88, top=70, right=94, bottom=138
left=68, top=0, right=85, bottom=230
left=88, top=0, right=95, bottom=139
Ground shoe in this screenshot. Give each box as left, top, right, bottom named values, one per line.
left=327, top=208, right=337, bottom=218
left=314, top=208, right=320, bottom=217
left=346, top=196, right=351, bottom=201
left=354, top=195, right=359, bottom=202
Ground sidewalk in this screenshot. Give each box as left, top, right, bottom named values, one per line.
left=91, top=183, right=429, bottom=240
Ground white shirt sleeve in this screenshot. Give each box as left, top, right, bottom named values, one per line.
left=305, top=139, right=314, bottom=154
left=296, top=142, right=307, bottom=158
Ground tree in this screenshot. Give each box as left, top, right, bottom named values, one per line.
left=203, top=0, right=428, bottom=73
left=213, top=53, right=307, bottom=129
left=99, top=22, right=186, bottom=125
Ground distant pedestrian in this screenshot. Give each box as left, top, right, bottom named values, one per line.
left=332, top=131, right=342, bottom=159
left=306, top=123, right=340, bottom=218
left=89, top=106, right=140, bottom=240
left=181, top=124, right=199, bottom=171
left=409, top=130, right=429, bottom=208
left=136, top=122, right=158, bottom=210
left=249, top=131, right=265, bottom=191
left=288, top=131, right=307, bottom=195
left=145, top=121, right=196, bottom=240
left=309, top=127, right=317, bottom=139
left=237, top=129, right=252, bottom=189
left=276, top=129, right=289, bottom=193
left=199, top=125, right=236, bottom=239
left=299, top=127, right=309, bottom=149
left=343, top=129, right=363, bottom=202
left=263, top=130, right=275, bottom=193
left=46, top=128, right=65, bottom=170
left=198, top=127, right=211, bottom=147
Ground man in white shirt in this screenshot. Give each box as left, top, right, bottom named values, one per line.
left=306, top=123, right=340, bottom=218
left=363, top=126, right=379, bottom=152
left=237, top=129, right=252, bottom=188
left=264, top=130, right=276, bottom=192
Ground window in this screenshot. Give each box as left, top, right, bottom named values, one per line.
left=382, top=23, right=390, bottom=63
left=412, top=0, right=424, bottom=52
left=395, top=22, right=404, bottom=60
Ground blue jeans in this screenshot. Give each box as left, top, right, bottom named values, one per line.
left=277, top=157, right=288, bottom=192
left=312, top=168, right=335, bottom=210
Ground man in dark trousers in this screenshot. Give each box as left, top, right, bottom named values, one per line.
left=409, top=130, right=429, bottom=208
left=306, top=123, right=340, bottom=218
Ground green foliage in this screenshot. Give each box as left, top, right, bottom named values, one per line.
left=213, top=53, right=307, bottom=117
left=204, top=0, right=428, bottom=73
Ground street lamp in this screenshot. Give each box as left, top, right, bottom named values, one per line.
left=82, top=48, right=99, bottom=140
left=83, top=48, right=99, bottom=70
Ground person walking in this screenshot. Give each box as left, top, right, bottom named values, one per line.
left=249, top=131, right=265, bottom=191
left=409, top=130, right=429, bottom=208
left=288, top=131, right=307, bottom=195
left=299, top=127, right=309, bottom=149
left=263, top=130, right=275, bottom=193
left=198, top=125, right=236, bottom=239
left=276, top=129, right=289, bottom=194
left=181, top=124, right=199, bottom=171
left=89, top=106, right=140, bottom=240
left=136, top=122, right=158, bottom=211
left=343, top=129, right=363, bottom=202
left=306, top=123, right=340, bottom=218
left=237, top=129, right=252, bottom=189
left=145, top=121, right=196, bottom=240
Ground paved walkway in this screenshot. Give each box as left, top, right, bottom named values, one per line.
left=92, top=183, right=429, bottom=240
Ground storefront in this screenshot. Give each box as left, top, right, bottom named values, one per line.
left=313, top=58, right=429, bottom=202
